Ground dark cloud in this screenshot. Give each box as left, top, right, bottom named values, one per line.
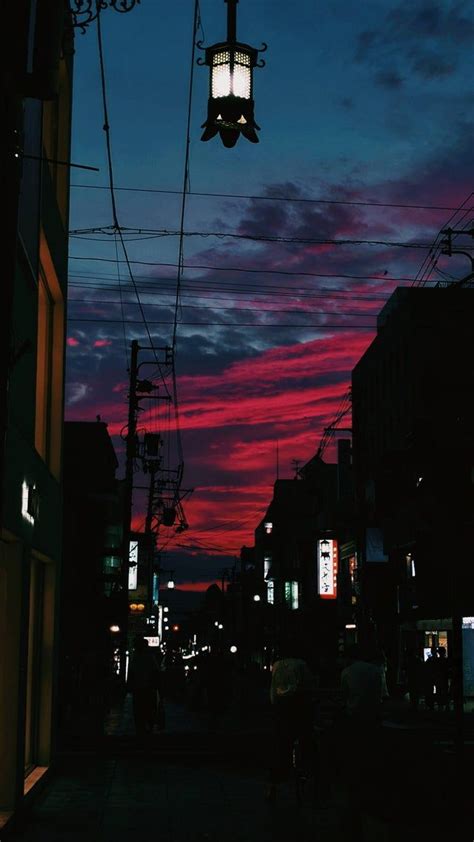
left=340, top=97, right=354, bottom=110
left=374, top=70, right=404, bottom=89
left=355, top=1, right=473, bottom=82
left=409, top=51, right=455, bottom=79
left=354, top=29, right=378, bottom=62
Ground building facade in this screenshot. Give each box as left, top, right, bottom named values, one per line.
left=0, top=1, right=73, bottom=822
left=352, top=286, right=474, bottom=692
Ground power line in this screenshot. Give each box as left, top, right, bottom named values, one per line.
left=96, top=7, right=171, bottom=400
left=412, top=194, right=474, bottom=287
left=68, top=278, right=392, bottom=301
left=172, top=0, right=200, bottom=351
left=68, top=297, right=379, bottom=318
left=70, top=226, right=440, bottom=250
left=68, top=317, right=376, bottom=329
left=69, top=182, right=471, bottom=212
left=67, top=262, right=418, bottom=283
left=169, top=0, right=202, bottom=472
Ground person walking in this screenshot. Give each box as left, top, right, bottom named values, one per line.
left=338, top=644, right=385, bottom=841
left=266, top=638, right=317, bottom=800
left=435, top=647, right=450, bottom=710
left=127, top=637, right=162, bottom=739
left=424, top=646, right=438, bottom=710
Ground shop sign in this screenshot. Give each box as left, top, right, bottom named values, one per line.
left=128, top=540, right=138, bottom=590
left=317, top=538, right=338, bottom=599
left=144, top=636, right=159, bottom=647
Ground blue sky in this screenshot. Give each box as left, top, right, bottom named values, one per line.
left=67, top=0, right=473, bottom=586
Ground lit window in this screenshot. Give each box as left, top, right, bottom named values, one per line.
left=264, top=556, right=272, bottom=578
left=264, top=522, right=273, bottom=534
left=266, top=579, right=274, bottom=605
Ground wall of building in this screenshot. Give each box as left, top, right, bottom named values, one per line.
left=0, top=2, right=73, bottom=817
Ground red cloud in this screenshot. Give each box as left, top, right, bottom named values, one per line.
left=67, top=337, right=80, bottom=347
left=94, top=339, right=112, bottom=348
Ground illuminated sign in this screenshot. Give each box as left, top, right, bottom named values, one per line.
left=267, top=579, right=274, bottom=604
left=317, top=538, right=338, bottom=599
left=284, top=580, right=299, bottom=610
left=21, top=481, right=38, bottom=525
left=144, top=636, right=160, bottom=647
left=128, top=540, right=138, bottom=590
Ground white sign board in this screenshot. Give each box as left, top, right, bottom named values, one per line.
left=317, top=538, right=338, bottom=599
left=128, top=540, right=138, bottom=590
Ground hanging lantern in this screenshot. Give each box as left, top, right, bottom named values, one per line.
left=199, top=0, right=266, bottom=148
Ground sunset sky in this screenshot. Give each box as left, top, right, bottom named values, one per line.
left=66, top=0, right=473, bottom=588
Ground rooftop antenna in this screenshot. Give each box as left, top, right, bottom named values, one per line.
left=291, top=458, right=302, bottom=478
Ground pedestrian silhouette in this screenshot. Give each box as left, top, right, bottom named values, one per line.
left=266, top=637, right=316, bottom=800
left=424, top=646, right=438, bottom=710
left=127, top=636, right=162, bottom=738
left=435, top=646, right=450, bottom=710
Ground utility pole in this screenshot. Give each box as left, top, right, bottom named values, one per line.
left=120, top=339, right=139, bottom=681
left=441, top=227, right=474, bottom=286
left=145, top=464, right=158, bottom=634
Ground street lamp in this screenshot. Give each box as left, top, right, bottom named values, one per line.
left=199, top=0, right=266, bottom=148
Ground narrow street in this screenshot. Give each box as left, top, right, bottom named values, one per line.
left=5, top=687, right=471, bottom=842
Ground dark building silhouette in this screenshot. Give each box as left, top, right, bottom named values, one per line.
left=243, top=443, right=355, bottom=675
left=60, top=421, right=122, bottom=738
left=352, top=286, right=474, bottom=687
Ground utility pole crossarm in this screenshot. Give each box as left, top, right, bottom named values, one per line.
left=440, top=227, right=474, bottom=287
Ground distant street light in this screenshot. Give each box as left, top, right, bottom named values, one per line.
left=253, top=594, right=261, bottom=602
left=199, top=0, right=266, bottom=147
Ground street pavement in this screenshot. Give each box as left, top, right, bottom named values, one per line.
left=4, top=681, right=473, bottom=842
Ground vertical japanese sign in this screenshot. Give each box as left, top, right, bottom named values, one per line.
left=317, top=538, right=338, bottom=599
left=128, top=540, right=138, bottom=590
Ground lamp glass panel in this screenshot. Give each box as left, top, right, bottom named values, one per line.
left=233, top=52, right=251, bottom=98
left=212, top=50, right=231, bottom=97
